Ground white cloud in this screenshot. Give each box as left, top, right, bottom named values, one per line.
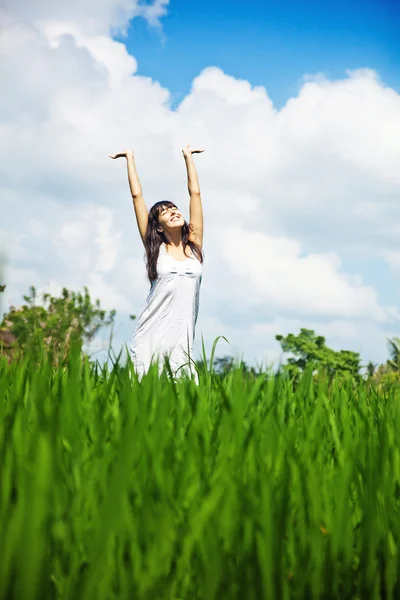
left=7, top=0, right=169, bottom=35
left=277, top=68, right=400, bottom=186
left=42, top=24, right=138, bottom=86
left=53, top=206, right=122, bottom=273
left=218, top=225, right=386, bottom=321
left=1, top=1, right=400, bottom=368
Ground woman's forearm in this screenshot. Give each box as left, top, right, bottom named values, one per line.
left=126, top=152, right=143, bottom=199
left=184, top=154, right=201, bottom=196
left=182, top=148, right=204, bottom=246
left=109, top=149, right=148, bottom=244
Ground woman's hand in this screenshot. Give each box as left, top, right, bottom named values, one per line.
left=109, top=150, right=134, bottom=159
left=182, top=145, right=205, bottom=158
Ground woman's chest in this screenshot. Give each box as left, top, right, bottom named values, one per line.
left=157, top=254, right=203, bottom=278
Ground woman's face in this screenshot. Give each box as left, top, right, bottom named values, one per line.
left=157, top=205, right=184, bottom=233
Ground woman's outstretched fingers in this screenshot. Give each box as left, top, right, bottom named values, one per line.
left=182, top=145, right=205, bottom=156
left=109, top=150, right=134, bottom=159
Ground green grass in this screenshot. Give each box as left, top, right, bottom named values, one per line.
left=1, top=347, right=400, bottom=599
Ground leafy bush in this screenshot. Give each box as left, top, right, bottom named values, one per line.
left=0, top=286, right=116, bottom=364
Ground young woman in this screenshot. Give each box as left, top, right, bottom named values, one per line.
left=109, top=145, right=205, bottom=382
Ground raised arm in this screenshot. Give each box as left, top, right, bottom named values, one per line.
left=182, top=145, right=205, bottom=249
left=109, top=150, right=148, bottom=247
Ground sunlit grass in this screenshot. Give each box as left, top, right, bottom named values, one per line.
left=1, top=344, right=399, bottom=599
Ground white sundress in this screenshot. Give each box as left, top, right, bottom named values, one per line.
left=130, top=242, right=203, bottom=383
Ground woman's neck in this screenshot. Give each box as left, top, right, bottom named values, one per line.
left=165, top=231, right=183, bottom=247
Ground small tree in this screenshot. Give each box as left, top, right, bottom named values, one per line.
left=370, top=337, right=400, bottom=390
left=387, top=337, right=400, bottom=371
left=0, top=285, right=116, bottom=364
left=366, top=361, right=377, bottom=378
left=210, top=355, right=259, bottom=379
left=276, top=328, right=361, bottom=381
left=213, top=355, right=235, bottom=375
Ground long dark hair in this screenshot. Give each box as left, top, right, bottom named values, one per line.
left=144, top=200, right=203, bottom=284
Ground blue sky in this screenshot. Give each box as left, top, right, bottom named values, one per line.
left=120, top=0, right=400, bottom=109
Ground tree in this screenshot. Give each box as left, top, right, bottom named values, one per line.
left=366, top=361, right=377, bottom=378
left=370, top=337, right=400, bottom=389
left=209, top=355, right=259, bottom=378
left=213, top=355, right=235, bottom=375
left=276, top=328, right=361, bottom=380
left=387, top=337, right=400, bottom=371
left=0, top=285, right=116, bottom=364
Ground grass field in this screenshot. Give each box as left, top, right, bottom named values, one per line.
left=1, top=347, right=400, bottom=599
